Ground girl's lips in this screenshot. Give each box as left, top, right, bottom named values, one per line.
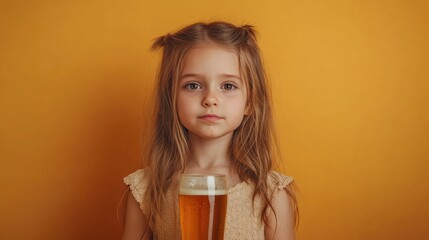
left=198, top=114, right=223, bottom=121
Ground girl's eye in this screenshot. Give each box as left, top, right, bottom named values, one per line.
left=221, top=83, right=237, bottom=90
left=185, top=83, right=201, bottom=90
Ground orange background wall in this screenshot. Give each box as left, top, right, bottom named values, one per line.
left=1, top=0, right=428, bottom=239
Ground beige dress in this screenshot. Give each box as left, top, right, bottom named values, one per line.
left=124, top=168, right=293, bottom=240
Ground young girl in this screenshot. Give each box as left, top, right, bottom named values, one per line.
left=122, top=21, right=298, bottom=240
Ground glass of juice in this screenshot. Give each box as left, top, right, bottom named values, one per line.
left=179, top=174, right=228, bottom=240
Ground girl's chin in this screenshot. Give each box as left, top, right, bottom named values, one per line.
left=187, top=132, right=234, bottom=141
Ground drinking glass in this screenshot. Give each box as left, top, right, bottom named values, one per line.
left=179, top=174, right=228, bottom=240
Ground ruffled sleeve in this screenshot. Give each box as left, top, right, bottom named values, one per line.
left=268, top=170, right=293, bottom=192
left=123, top=169, right=149, bottom=215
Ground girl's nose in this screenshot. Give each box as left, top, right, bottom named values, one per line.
left=202, top=91, right=219, bottom=107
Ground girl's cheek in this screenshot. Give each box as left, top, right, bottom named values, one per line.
left=225, top=91, right=245, bottom=98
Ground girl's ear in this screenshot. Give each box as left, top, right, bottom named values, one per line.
left=244, top=103, right=251, bottom=115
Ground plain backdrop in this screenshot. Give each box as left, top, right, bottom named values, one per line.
left=1, top=0, right=428, bottom=239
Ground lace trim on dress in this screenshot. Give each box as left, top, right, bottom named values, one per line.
left=123, top=169, right=149, bottom=215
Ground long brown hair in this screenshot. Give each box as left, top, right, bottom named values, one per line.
left=145, top=21, right=297, bottom=236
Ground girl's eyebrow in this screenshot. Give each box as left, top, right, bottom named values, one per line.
left=220, top=74, right=242, bottom=80
left=180, top=73, right=241, bottom=80
left=180, top=73, right=202, bottom=80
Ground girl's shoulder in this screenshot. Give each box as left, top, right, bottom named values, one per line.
left=267, top=170, right=294, bottom=192
left=123, top=168, right=149, bottom=210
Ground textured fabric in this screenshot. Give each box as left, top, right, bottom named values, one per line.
left=124, top=168, right=293, bottom=240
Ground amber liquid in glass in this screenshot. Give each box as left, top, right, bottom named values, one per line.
left=179, top=193, right=227, bottom=240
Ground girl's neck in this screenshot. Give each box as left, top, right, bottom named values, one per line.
left=186, top=133, right=232, bottom=169
left=184, top=133, right=241, bottom=189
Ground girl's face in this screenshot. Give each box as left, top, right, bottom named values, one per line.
left=176, top=43, right=248, bottom=141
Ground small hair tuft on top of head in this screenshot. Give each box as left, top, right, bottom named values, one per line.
left=152, top=34, right=171, bottom=50
left=240, top=24, right=258, bottom=40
